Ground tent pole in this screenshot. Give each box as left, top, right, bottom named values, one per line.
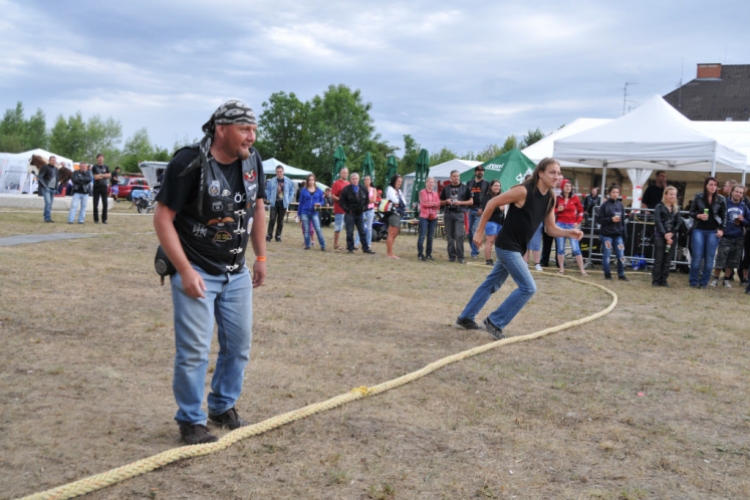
left=742, top=170, right=747, bottom=186
left=711, top=160, right=716, bottom=177
left=601, top=162, right=608, bottom=197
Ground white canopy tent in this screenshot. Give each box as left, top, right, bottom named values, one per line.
left=261, top=158, right=312, bottom=179
left=522, top=118, right=611, bottom=166
left=553, top=95, right=748, bottom=208
left=691, top=121, right=750, bottom=185
left=0, top=149, right=75, bottom=194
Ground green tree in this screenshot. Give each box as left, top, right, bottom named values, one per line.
left=520, top=128, right=545, bottom=149
left=0, top=102, right=48, bottom=152
left=26, top=109, right=48, bottom=150
left=475, top=143, right=503, bottom=162
left=399, top=134, right=421, bottom=175
left=429, top=147, right=457, bottom=166
left=48, top=112, right=122, bottom=161
left=85, top=115, right=122, bottom=160
left=120, top=128, right=169, bottom=172
left=307, top=84, right=377, bottom=182
left=49, top=112, right=88, bottom=160
left=499, top=135, right=518, bottom=154
left=255, top=91, right=311, bottom=167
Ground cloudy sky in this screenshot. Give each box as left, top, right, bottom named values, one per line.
left=1, top=0, right=748, bottom=158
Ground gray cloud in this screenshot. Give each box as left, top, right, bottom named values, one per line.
left=2, top=0, right=749, bottom=159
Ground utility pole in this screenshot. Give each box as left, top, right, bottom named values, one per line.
left=623, top=82, right=637, bottom=115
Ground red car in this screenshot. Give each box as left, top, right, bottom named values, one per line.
left=115, top=175, right=150, bottom=200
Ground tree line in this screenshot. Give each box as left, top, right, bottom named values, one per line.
left=2, top=87, right=546, bottom=182
left=0, top=102, right=170, bottom=172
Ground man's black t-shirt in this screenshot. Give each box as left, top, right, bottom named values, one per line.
left=642, top=184, right=664, bottom=209
left=439, top=183, right=471, bottom=213
left=275, top=178, right=285, bottom=207
left=91, top=164, right=110, bottom=188
left=466, top=178, right=489, bottom=208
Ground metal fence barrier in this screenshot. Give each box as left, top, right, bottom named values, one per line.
left=580, top=207, right=691, bottom=272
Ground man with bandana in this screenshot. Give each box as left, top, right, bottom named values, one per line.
left=154, top=100, right=267, bottom=445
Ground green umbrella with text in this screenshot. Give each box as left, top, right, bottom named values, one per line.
left=412, top=148, right=430, bottom=211
left=332, top=146, right=347, bottom=183
left=385, top=154, right=399, bottom=187
left=360, top=152, right=375, bottom=186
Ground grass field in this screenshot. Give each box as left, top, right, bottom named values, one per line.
left=1, top=205, right=748, bottom=499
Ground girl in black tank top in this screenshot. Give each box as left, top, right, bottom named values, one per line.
left=496, top=183, right=553, bottom=255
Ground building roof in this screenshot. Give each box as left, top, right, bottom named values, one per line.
left=664, top=64, right=750, bottom=122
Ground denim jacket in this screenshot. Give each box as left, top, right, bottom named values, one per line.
left=265, top=175, right=295, bottom=209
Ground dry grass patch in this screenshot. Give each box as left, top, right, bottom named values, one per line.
left=1, top=207, right=749, bottom=499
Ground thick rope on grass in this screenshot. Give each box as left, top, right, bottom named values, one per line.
left=18, top=272, right=617, bottom=500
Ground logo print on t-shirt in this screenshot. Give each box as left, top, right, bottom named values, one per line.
left=213, top=231, right=232, bottom=243
left=222, top=189, right=231, bottom=197
left=212, top=201, right=223, bottom=212
left=192, top=224, right=207, bottom=237
left=208, top=180, right=220, bottom=196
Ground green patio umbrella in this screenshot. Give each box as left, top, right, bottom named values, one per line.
left=411, top=148, right=430, bottom=210
left=360, top=152, right=375, bottom=186
left=459, top=149, right=535, bottom=190
left=331, top=146, right=347, bottom=183
left=385, top=154, right=399, bottom=187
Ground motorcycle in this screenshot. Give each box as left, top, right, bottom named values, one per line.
left=135, top=188, right=158, bottom=214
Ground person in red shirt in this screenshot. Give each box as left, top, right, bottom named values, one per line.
left=555, top=179, right=587, bottom=276
left=330, top=167, right=350, bottom=250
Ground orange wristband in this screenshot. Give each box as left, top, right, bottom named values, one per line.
left=256, top=256, right=267, bottom=262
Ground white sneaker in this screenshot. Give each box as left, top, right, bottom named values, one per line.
left=709, top=278, right=718, bottom=287
left=723, top=280, right=732, bottom=288
left=534, top=264, right=543, bottom=271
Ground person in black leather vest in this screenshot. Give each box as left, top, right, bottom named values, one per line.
left=154, top=100, right=267, bottom=445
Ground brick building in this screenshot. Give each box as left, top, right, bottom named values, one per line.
left=663, top=63, right=750, bottom=121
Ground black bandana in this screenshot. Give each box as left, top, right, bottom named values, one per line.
left=180, top=100, right=257, bottom=215
left=201, top=100, right=257, bottom=137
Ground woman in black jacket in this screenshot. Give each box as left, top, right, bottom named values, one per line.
left=688, top=177, right=726, bottom=288
left=652, top=186, right=685, bottom=287
left=596, top=184, right=628, bottom=281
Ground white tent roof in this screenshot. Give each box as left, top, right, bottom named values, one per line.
left=262, top=158, right=312, bottom=178
left=403, top=158, right=481, bottom=180
left=20, top=148, right=75, bottom=169
left=522, top=118, right=611, bottom=166
left=553, top=95, right=747, bottom=173
left=691, top=121, right=750, bottom=170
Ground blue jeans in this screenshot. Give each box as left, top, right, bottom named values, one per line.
left=300, top=212, right=326, bottom=249
left=67, top=193, right=88, bottom=223
left=555, top=222, right=581, bottom=256
left=417, top=217, right=437, bottom=257
left=364, top=209, right=375, bottom=248
left=689, top=229, right=720, bottom=286
left=170, top=264, right=253, bottom=425
left=600, top=235, right=625, bottom=277
left=469, top=208, right=482, bottom=257
left=529, top=223, right=543, bottom=252
left=468, top=208, right=481, bottom=256
left=458, top=248, right=537, bottom=330
left=42, top=187, right=55, bottom=221
left=345, top=213, right=368, bottom=251
left=334, top=213, right=359, bottom=245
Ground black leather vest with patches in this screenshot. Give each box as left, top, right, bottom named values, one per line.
left=174, top=151, right=261, bottom=275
